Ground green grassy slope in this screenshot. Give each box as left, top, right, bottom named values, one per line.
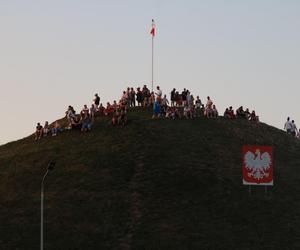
left=1, top=108, right=300, bottom=250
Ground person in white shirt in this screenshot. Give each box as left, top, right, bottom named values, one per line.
left=161, top=94, right=169, bottom=107
left=205, top=96, right=213, bottom=118
left=284, top=117, right=292, bottom=134
left=186, top=91, right=191, bottom=106
left=90, top=104, right=97, bottom=121
left=195, top=96, right=202, bottom=108
left=155, top=86, right=162, bottom=97
left=155, top=86, right=162, bottom=104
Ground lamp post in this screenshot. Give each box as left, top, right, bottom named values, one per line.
left=41, top=161, right=55, bottom=250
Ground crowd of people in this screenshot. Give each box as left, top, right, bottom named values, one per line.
left=34, top=92, right=128, bottom=141
left=223, top=106, right=259, bottom=121
left=34, top=84, right=297, bottom=141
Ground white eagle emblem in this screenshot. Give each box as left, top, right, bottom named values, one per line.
left=244, top=149, right=271, bottom=180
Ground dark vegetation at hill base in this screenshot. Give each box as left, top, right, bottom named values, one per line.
left=1, top=107, right=300, bottom=250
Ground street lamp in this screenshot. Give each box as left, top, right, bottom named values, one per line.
left=41, top=161, right=55, bottom=250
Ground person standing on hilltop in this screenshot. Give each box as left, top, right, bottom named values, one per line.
left=170, top=88, right=176, bottom=107
left=186, top=90, right=191, bottom=107
left=195, top=96, right=202, bottom=117
left=291, top=120, right=298, bottom=137
left=35, top=123, right=43, bottom=141
left=94, top=93, right=100, bottom=109
left=155, top=86, right=162, bottom=103
left=284, top=117, right=292, bottom=135
left=205, top=96, right=213, bottom=117
left=142, top=85, right=150, bottom=107
left=136, top=87, right=143, bottom=106
left=181, top=88, right=187, bottom=107
left=43, top=121, right=50, bottom=137
left=152, top=99, right=161, bottom=119
left=130, top=87, right=136, bottom=107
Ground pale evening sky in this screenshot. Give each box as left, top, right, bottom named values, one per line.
left=0, top=0, right=299, bottom=145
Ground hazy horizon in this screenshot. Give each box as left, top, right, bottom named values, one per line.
left=1, top=0, right=300, bottom=145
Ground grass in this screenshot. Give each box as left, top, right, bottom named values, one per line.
left=0, top=107, right=300, bottom=249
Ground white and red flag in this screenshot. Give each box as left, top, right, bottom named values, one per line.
left=242, top=145, right=273, bottom=185
left=150, top=19, right=156, bottom=37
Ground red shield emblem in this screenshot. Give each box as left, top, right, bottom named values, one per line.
left=242, top=145, right=273, bottom=185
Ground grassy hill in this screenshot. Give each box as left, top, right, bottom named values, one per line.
left=1, top=107, right=300, bottom=250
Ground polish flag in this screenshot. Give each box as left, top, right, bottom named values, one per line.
left=150, top=19, right=156, bottom=37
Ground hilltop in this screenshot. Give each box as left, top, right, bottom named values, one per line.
left=1, top=107, right=300, bottom=249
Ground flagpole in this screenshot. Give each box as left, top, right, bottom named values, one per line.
left=152, top=34, right=154, bottom=93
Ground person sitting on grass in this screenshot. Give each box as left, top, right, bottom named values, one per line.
left=81, top=113, right=92, bottom=132
left=250, top=110, right=259, bottom=122
left=165, top=106, right=172, bottom=119
left=51, top=120, right=61, bottom=136
left=195, top=102, right=202, bottom=117
left=166, top=107, right=177, bottom=119
left=228, top=106, right=235, bottom=119
left=98, top=103, right=105, bottom=116
left=161, top=94, right=169, bottom=108
left=43, top=121, right=50, bottom=137
left=173, top=107, right=182, bottom=119
left=66, top=105, right=76, bottom=122
left=195, top=96, right=202, bottom=107
left=160, top=103, right=167, bottom=117
left=199, top=104, right=205, bottom=117
left=224, top=108, right=230, bottom=119
left=35, top=123, right=43, bottom=141
left=66, top=114, right=81, bottom=130
left=183, top=104, right=193, bottom=119
left=236, top=106, right=244, bottom=118
left=105, top=102, right=114, bottom=116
